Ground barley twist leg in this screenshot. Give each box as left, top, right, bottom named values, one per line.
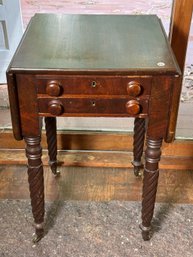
left=140, top=137, right=162, bottom=240
left=25, top=136, right=45, bottom=243
left=45, top=117, right=59, bottom=175
left=132, top=118, right=146, bottom=176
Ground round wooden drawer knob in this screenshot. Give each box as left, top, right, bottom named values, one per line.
left=126, top=100, right=141, bottom=115
left=127, top=81, right=142, bottom=97
left=46, top=80, right=62, bottom=96
left=48, top=100, right=64, bottom=116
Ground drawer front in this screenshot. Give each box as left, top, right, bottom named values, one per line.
left=38, top=97, right=149, bottom=117
left=36, top=75, right=152, bottom=97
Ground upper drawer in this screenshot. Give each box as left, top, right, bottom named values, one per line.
left=36, top=75, right=152, bottom=97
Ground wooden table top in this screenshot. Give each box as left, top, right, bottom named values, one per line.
left=9, top=14, right=180, bottom=75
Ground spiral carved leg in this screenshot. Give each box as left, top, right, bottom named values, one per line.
left=25, top=136, right=45, bottom=243
left=132, top=118, right=146, bottom=176
left=140, top=138, right=162, bottom=240
left=45, top=117, right=59, bottom=175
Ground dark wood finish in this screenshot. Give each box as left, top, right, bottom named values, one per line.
left=169, top=0, right=193, bottom=73
left=9, top=15, right=179, bottom=75
left=47, top=100, right=64, bottom=116
left=125, top=100, right=141, bottom=115
left=37, top=75, right=152, bottom=96
left=16, top=74, right=40, bottom=137
left=166, top=0, right=192, bottom=142
left=147, top=76, right=173, bottom=139
left=38, top=97, right=148, bottom=117
left=46, top=80, right=62, bottom=97
left=127, top=81, right=142, bottom=97
left=132, top=118, right=146, bottom=176
left=166, top=76, right=182, bottom=142
left=6, top=73, right=22, bottom=140
left=6, top=14, right=181, bottom=241
left=24, top=136, right=45, bottom=242
left=45, top=117, right=58, bottom=175
left=141, top=138, right=162, bottom=240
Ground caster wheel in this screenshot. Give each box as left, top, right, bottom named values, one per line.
left=50, top=161, right=60, bottom=176
left=32, top=233, right=43, bottom=243
left=134, top=166, right=142, bottom=177
left=53, top=169, right=60, bottom=176
left=33, top=223, right=44, bottom=243
left=139, top=224, right=152, bottom=241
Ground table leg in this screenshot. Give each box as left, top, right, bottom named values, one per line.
left=140, top=137, right=162, bottom=240
left=25, top=136, right=45, bottom=242
left=45, top=117, right=59, bottom=175
left=132, top=118, right=146, bottom=176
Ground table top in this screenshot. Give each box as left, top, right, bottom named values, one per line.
left=9, top=14, right=180, bottom=75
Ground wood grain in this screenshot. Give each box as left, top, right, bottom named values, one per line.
left=169, top=0, right=193, bottom=73
left=148, top=76, right=172, bottom=139
left=16, top=74, right=40, bottom=137
left=6, top=73, right=22, bottom=140
left=0, top=149, right=193, bottom=170
left=1, top=164, right=193, bottom=203
left=9, top=15, right=179, bottom=74
left=36, top=75, right=152, bottom=96
left=1, top=130, right=193, bottom=158
left=167, top=0, right=193, bottom=142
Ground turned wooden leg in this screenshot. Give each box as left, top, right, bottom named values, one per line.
left=25, top=136, right=45, bottom=243
left=45, top=117, right=59, bottom=175
left=132, top=118, right=146, bottom=176
left=140, top=137, right=162, bottom=240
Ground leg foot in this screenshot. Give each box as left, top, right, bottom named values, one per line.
left=139, top=224, right=151, bottom=241
left=133, top=118, right=145, bottom=177
left=32, top=222, right=44, bottom=243
left=132, top=161, right=143, bottom=177
left=49, top=161, right=60, bottom=176
left=141, top=138, right=162, bottom=240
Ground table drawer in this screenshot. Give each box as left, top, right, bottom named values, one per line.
left=36, top=75, right=152, bottom=97
left=38, top=97, right=149, bottom=117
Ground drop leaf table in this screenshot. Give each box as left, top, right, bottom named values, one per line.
left=7, top=14, right=181, bottom=242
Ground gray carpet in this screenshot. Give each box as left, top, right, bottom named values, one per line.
left=0, top=200, right=193, bottom=257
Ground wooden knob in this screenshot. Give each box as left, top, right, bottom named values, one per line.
left=126, top=100, right=141, bottom=115
left=46, top=80, right=62, bottom=96
left=48, top=100, right=64, bottom=116
left=127, top=81, right=142, bottom=97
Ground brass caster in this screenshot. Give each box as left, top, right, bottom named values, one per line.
left=32, top=233, right=43, bottom=243
left=134, top=166, right=142, bottom=177
left=132, top=161, right=143, bottom=177
left=32, top=223, right=44, bottom=243
left=139, top=224, right=152, bottom=241
left=49, top=161, right=60, bottom=176
left=53, top=169, right=60, bottom=177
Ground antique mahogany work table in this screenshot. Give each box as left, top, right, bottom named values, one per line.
left=7, top=14, right=181, bottom=242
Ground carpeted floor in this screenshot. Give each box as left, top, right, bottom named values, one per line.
left=0, top=200, right=193, bottom=257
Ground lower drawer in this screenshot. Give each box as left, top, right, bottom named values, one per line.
left=38, top=97, right=148, bottom=117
